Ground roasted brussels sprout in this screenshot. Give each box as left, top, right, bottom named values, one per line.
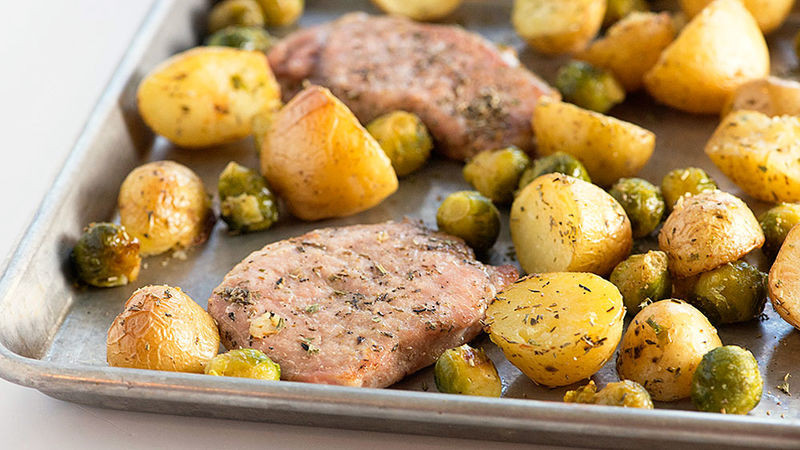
left=610, top=251, right=671, bottom=314
left=256, top=0, right=304, bottom=26
left=72, top=223, right=141, bottom=288
left=661, top=167, right=717, bottom=210
left=208, top=0, right=265, bottom=33
left=555, top=61, right=626, bottom=113
left=604, top=0, right=649, bottom=26
left=218, top=161, right=279, bottom=233
left=205, top=348, right=281, bottom=380
left=463, top=147, right=531, bottom=203
left=434, top=344, right=502, bottom=397
left=205, top=26, right=275, bottom=52
left=436, top=191, right=500, bottom=253
left=687, top=261, right=767, bottom=324
left=759, top=203, right=800, bottom=259
left=564, top=380, right=654, bottom=409
left=366, top=111, right=433, bottom=177
left=691, top=346, right=762, bottom=414
left=518, top=152, right=591, bottom=192
left=609, top=178, right=665, bottom=238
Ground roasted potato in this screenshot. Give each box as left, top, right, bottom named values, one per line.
left=256, top=0, right=304, bottom=26
left=533, top=98, right=655, bottom=187
left=769, top=224, right=800, bottom=330
left=603, top=0, right=648, bottom=26
left=722, top=77, right=800, bottom=118
left=71, top=223, right=141, bottom=288
left=434, top=344, right=502, bottom=397
left=576, top=12, right=674, bottom=92
left=512, top=0, right=606, bottom=55
left=617, top=299, right=722, bottom=401
left=644, top=0, right=769, bottom=114
left=691, top=346, right=763, bottom=414
left=119, top=161, right=214, bottom=256
left=137, top=47, right=282, bottom=148
left=705, top=111, right=800, bottom=203
left=371, top=0, right=462, bottom=21
left=107, top=285, right=220, bottom=373
left=437, top=191, right=500, bottom=253
left=659, top=191, right=764, bottom=278
left=485, top=273, right=625, bottom=387
left=208, top=0, right=265, bottom=32
left=760, top=203, right=800, bottom=259
left=259, top=86, right=398, bottom=221
left=680, top=0, right=794, bottom=34
left=511, top=174, right=632, bottom=276
left=564, top=380, right=653, bottom=409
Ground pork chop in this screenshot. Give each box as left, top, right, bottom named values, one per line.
left=267, top=13, right=557, bottom=160
left=207, top=220, right=518, bottom=388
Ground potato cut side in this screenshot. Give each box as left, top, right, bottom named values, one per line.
left=512, top=0, right=606, bottom=54
left=769, top=225, right=800, bottom=330
left=705, top=110, right=800, bottom=203
left=371, top=0, right=462, bottom=21
left=680, top=0, right=794, bottom=34
left=721, top=77, right=800, bottom=119
left=485, top=273, right=624, bottom=387
left=259, top=86, right=398, bottom=221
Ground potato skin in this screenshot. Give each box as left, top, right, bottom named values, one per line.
left=617, top=300, right=722, bottom=401
left=259, top=86, right=398, bottom=221
left=137, top=47, right=281, bottom=148
left=681, top=0, right=793, bottom=34
left=532, top=98, right=655, bottom=187
left=371, top=0, right=462, bottom=21
left=485, top=273, right=624, bottom=387
left=644, top=0, right=769, bottom=114
left=107, top=285, right=220, bottom=373
left=119, top=161, right=214, bottom=256
left=511, top=174, right=632, bottom=276
left=769, top=225, right=800, bottom=330
left=705, top=111, right=800, bottom=203
left=512, top=0, right=606, bottom=55
left=722, top=77, right=800, bottom=118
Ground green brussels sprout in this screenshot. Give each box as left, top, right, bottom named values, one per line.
left=759, top=203, right=800, bottom=259
left=660, top=167, right=717, bottom=211
left=463, top=147, right=531, bottom=203
left=608, top=177, right=665, bottom=238
left=366, top=111, right=433, bottom=177
left=208, top=0, right=265, bottom=33
left=434, top=344, right=502, bottom=397
left=256, top=0, right=304, bottom=27
left=610, top=251, right=671, bottom=314
left=72, top=223, right=141, bottom=288
left=205, top=26, right=275, bottom=52
left=691, top=346, right=762, bottom=414
left=604, top=0, right=649, bottom=26
left=564, top=380, right=653, bottom=409
left=555, top=61, right=626, bottom=113
left=687, top=261, right=767, bottom=324
left=436, top=191, right=500, bottom=253
left=518, top=152, right=591, bottom=193
left=218, top=161, right=279, bottom=233
left=205, top=348, right=281, bottom=380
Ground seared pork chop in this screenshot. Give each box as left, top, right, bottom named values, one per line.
left=267, top=13, right=557, bottom=160
left=207, top=220, right=518, bottom=388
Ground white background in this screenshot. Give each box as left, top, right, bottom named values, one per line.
left=0, top=1, right=559, bottom=448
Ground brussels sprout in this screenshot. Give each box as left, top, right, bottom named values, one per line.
left=436, top=191, right=500, bottom=253
left=691, top=346, right=762, bottom=414
left=208, top=0, right=265, bottom=33
left=205, top=348, right=281, bottom=380
left=604, top=0, right=648, bottom=26
left=555, top=61, right=626, bottom=113
left=660, top=167, right=717, bottom=210
left=256, top=0, right=304, bottom=26
left=72, top=223, right=141, bottom=288
left=609, top=178, right=665, bottom=238
left=518, top=152, right=591, bottom=192
left=610, top=251, right=671, bottom=314
left=759, top=203, right=800, bottom=259
left=564, top=380, right=653, bottom=409
left=687, top=261, right=767, bottom=324
left=205, top=26, right=275, bottom=52
left=463, top=147, right=531, bottom=203
left=366, top=111, right=433, bottom=177
left=434, top=344, right=502, bottom=397
left=218, top=161, right=279, bottom=233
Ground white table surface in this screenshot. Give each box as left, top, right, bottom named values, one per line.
left=0, top=1, right=568, bottom=448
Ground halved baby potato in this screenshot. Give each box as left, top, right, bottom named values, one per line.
left=371, top=0, right=462, bottom=21
left=512, top=0, right=606, bottom=55
left=769, top=224, right=800, bottom=330
left=680, top=0, right=794, bottom=34
left=721, top=77, right=800, bottom=118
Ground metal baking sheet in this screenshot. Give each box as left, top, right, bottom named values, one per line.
left=1, top=0, right=799, bottom=447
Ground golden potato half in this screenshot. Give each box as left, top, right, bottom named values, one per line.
left=511, top=174, right=632, bottom=276
left=512, top=0, right=606, bottom=55
left=533, top=98, right=655, bottom=187
left=644, top=0, right=769, bottom=114
left=107, top=285, right=220, bottom=373
left=485, top=273, right=624, bottom=387
left=680, top=0, right=794, bottom=34
left=769, top=225, right=800, bottom=330
left=617, top=300, right=722, bottom=401
left=659, top=190, right=764, bottom=278
left=371, top=0, right=462, bottom=21
left=137, top=47, right=282, bottom=148
left=721, top=77, right=800, bottom=118
left=259, top=86, right=398, bottom=221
